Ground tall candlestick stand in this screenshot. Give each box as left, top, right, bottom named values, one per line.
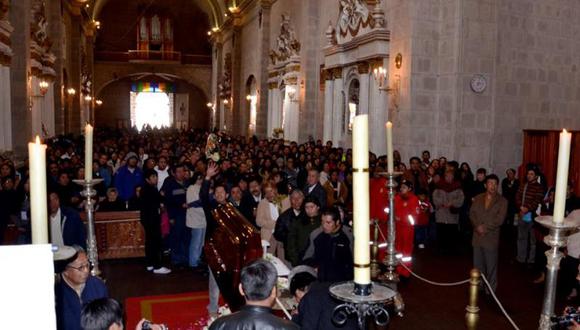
left=330, top=279, right=397, bottom=329
left=378, top=171, right=405, bottom=316
left=74, top=178, right=103, bottom=277
left=536, top=215, right=580, bottom=330
left=370, top=219, right=380, bottom=279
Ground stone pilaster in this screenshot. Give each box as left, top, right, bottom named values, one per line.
left=68, top=14, right=82, bottom=134
left=10, top=0, right=31, bottom=156
left=256, top=0, right=271, bottom=138
left=0, top=1, right=13, bottom=151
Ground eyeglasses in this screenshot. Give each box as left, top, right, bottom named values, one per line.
left=67, top=263, right=92, bottom=272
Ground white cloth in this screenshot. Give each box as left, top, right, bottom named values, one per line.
left=49, top=208, right=64, bottom=247
left=568, top=232, right=580, bottom=259
left=269, top=202, right=279, bottom=222
left=155, top=166, right=170, bottom=191
left=186, top=183, right=206, bottom=229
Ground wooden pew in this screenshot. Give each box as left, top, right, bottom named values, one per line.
left=81, top=211, right=145, bottom=260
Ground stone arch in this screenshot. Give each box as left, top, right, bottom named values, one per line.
left=244, top=75, right=258, bottom=136
left=94, top=73, right=210, bottom=130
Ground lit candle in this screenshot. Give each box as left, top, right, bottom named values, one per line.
left=352, top=115, right=371, bottom=285
left=386, top=121, right=394, bottom=173
left=28, top=136, right=48, bottom=244
left=84, top=124, right=93, bottom=182
left=553, top=129, right=572, bottom=223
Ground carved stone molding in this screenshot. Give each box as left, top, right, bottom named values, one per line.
left=30, top=0, right=55, bottom=77
left=357, top=61, right=370, bottom=74
left=332, top=67, right=343, bottom=79
left=269, top=13, right=300, bottom=65
left=337, top=0, right=373, bottom=39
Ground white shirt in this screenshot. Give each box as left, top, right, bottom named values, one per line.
left=155, top=166, right=170, bottom=191
left=50, top=208, right=64, bottom=247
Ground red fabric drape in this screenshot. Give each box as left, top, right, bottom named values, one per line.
left=522, top=130, right=580, bottom=195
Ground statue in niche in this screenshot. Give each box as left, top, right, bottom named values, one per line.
left=81, top=72, right=92, bottom=95
left=31, top=1, right=48, bottom=45
left=269, top=14, right=301, bottom=65
left=337, top=0, right=371, bottom=38
left=218, top=53, right=232, bottom=100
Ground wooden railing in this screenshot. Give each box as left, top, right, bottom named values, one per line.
left=96, top=50, right=211, bottom=65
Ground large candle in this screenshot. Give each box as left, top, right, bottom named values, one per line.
left=386, top=121, right=394, bottom=173
left=84, top=124, right=93, bottom=182
left=352, top=115, right=371, bottom=285
left=28, top=136, right=48, bottom=244
left=553, top=129, right=572, bottom=223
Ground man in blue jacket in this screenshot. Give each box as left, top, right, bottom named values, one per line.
left=49, top=192, right=86, bottom=249
left=161, top=163, right=190, bottom=266
left=55, top=246, right=108, bottom=330
left=115, top=154, right=143, bottom=202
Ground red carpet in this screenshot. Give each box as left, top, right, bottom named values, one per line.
left=125, top=291, right=216, bottom=330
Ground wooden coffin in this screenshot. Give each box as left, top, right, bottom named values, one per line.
left=81, top=211, right=145, bottom=259
left=204, top=203, right=262, bottom=311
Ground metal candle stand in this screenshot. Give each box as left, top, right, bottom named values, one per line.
left=536, top=215, right=580, bottom=330
left=329, top=281, right=397, bottom=329
left=382, top=172, right=405, bottom=315
left=74, top=178, right=103, bottom=277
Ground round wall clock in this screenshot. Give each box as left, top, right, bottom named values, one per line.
left=470, top=74, right=487, bottom=93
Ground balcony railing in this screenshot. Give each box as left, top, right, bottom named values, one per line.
left=96, top=50, right=211, bottom=65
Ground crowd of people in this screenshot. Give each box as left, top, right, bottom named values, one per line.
left=1, top=126, right=579, bottom=329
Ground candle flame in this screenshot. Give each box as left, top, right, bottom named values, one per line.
left=386, top=121, right=392, bottom=128
left=563, top=129, right=568, bottom=133
left=35, top=135, right=40, bottom=144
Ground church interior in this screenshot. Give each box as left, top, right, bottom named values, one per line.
left=1, top=0, right=580, bottom=329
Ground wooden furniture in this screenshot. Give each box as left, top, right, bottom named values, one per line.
left=81, top=211, right=145, bottom=260
left=204, top=203, right=262, bottom=311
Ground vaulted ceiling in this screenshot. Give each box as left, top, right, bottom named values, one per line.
left=91, top=0, right=234, bottom=28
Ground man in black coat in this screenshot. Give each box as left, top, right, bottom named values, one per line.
left=273, top=189, right=305, bottom=248
left=140, top=169, right=170, bottom=274
left=239, top=176, right=262, bottom=228
left=303, top=169, right=327, bottom=208
left=302, top=207, right=353, bottom=282
left=209, top=259, right=298, bottom=330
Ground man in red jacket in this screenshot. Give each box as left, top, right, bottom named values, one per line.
left=394, top=180, right=420, bottom=278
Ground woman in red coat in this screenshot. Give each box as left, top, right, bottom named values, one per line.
left=394, top=180, right=420, bottom=278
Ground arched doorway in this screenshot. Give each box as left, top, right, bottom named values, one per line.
left=245, top=75, right=258, bottom=136
left=347, top=79, right=360, bottom=132
left=132, top=92, right=172, bottom=130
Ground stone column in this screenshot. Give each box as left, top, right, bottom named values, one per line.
left=84, top=23, right=96, bottom=124
left=10, top=0, right=31, bottom=156
left=267, top=83, right=274, bottom=136
left=30, top=75, right=42, bottom=137
left=323, top=70, right=334, bottom=143
left=230, top=9, right=242, bottom=135
left=284, top=84, right=299, bottom=143
left=331, top=67, right=344, bottom=145
left=369, top=61, right=387, bottom=155
left=357, top=62, right=370, bottom=115
left=211, top=35, right=223, bottom=130
left=42, top=83, right=55, bottom=136
left=0, top=5, right=13, bottom=151
left=68, top=13, right=82, bottom=134
left=47, top=0, right=63, bottom=134
left=256, top=0, right=271, bottom=138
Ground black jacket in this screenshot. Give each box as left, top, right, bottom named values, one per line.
left=292, top=283, right=357, bottom=330
left=273, top=208, right=305, bottom=245
left=303, top=183, right=327, bottom=208
left=209, top=305, right=298, bottom=330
